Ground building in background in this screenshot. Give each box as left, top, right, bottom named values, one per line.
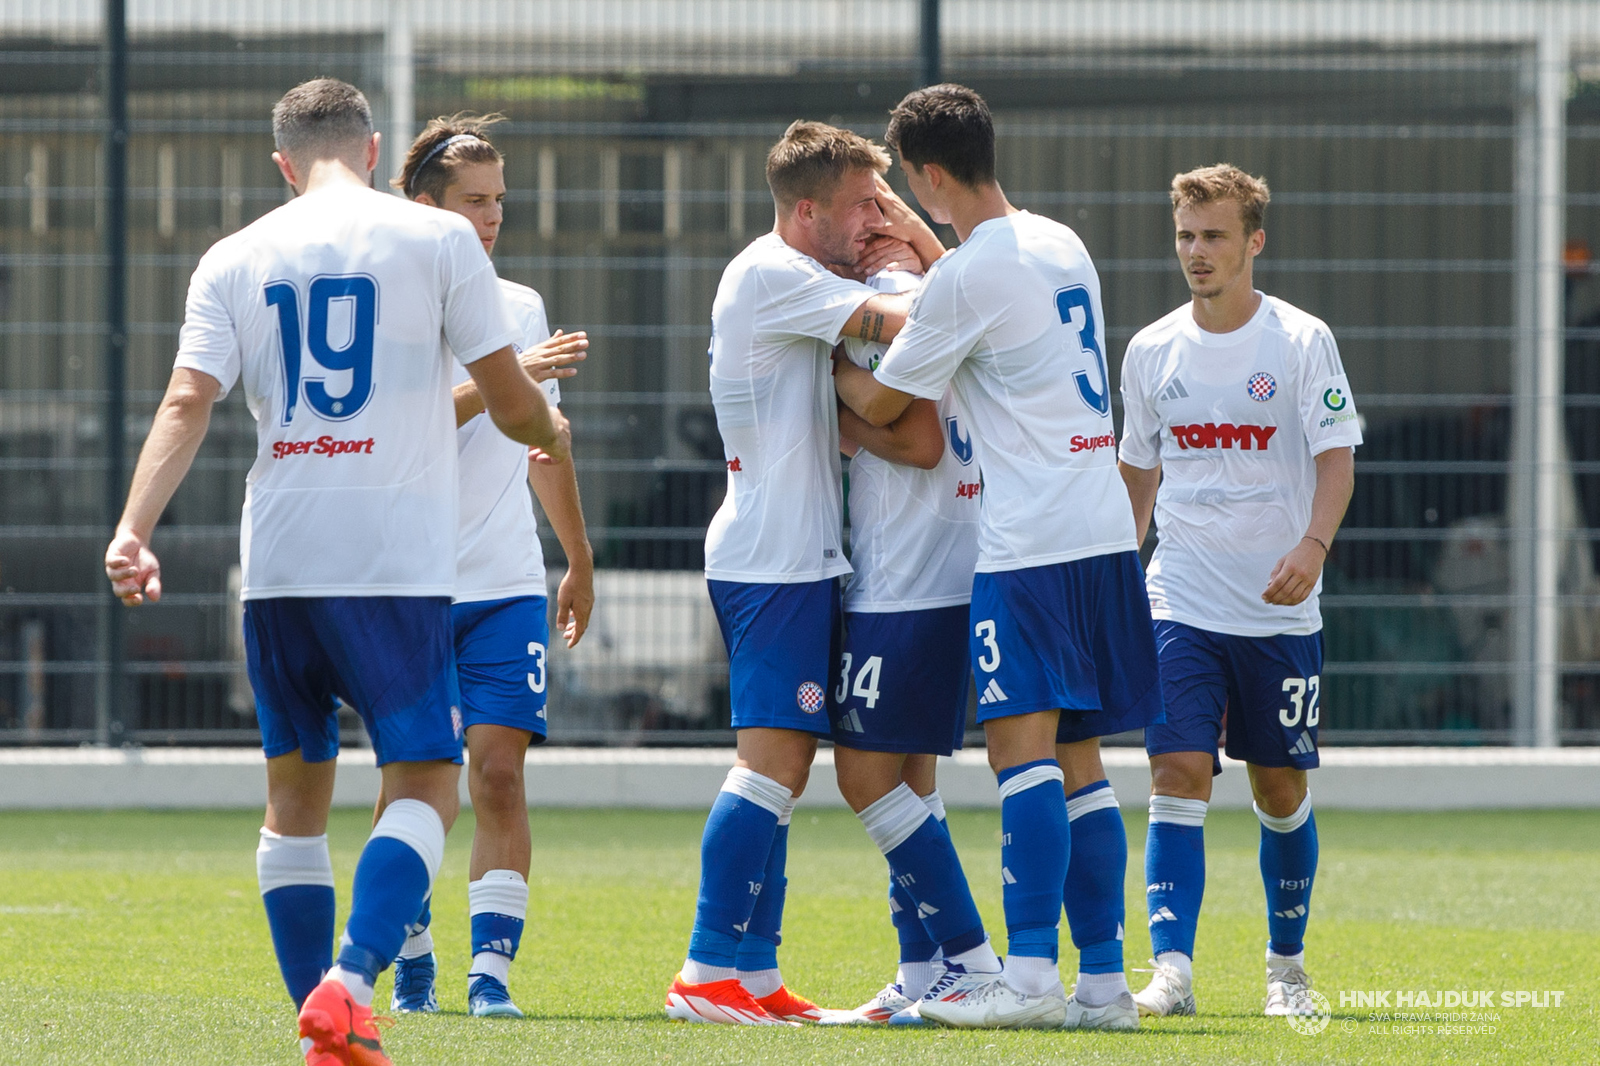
left=1, top=0, right=1597, bottom=746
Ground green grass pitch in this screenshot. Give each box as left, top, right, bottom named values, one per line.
left=0, top=805, right=1593, bottom=1065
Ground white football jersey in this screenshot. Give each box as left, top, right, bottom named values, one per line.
left=173, top=184, right=518, bottom=599
left=453, top=278, right=562, bottom=604
left=875, top=212, right=1137, bottom=573
left=1119, top=294, right=1363, bottom=637
left=704, top=232, right=877, bottom=584
left=841, top=270, right=980, bottom=613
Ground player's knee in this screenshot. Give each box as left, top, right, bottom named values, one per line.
left=1250, top=769, right=1307, bottom=818
left=469, top=754, right=526, bottom=809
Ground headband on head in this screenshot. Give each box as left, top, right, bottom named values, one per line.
left=407, top=133, right=483, bottom=195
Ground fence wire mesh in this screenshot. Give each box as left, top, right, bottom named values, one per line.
left=1, top=1, right=1598, bottom=746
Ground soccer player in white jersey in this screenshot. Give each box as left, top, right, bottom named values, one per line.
left=379, top=115, right=594, bottom=1020
left=102, top=79, right=563, bottom=1066
left=665, top=121, right=948, bottom=1026
left=823, top=265, right=1003, bottom=1024
left=1119, top=165, right=1358, bottom=1020
left=834, top=85, right=1165, bottom=1030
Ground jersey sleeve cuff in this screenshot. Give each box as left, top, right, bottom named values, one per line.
left=170, top=358, right=232, bottom=400
left=454, top=328, right=521, bottom=366
left=872, top=367, right=943, bottom=401
left=1308, top=435, right=1361, bottom=457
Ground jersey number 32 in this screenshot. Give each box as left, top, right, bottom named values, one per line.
left=265, top=274, right=379, bottom=425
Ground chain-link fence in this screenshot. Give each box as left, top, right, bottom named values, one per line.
left=2, top=1, right=1598, bottom=746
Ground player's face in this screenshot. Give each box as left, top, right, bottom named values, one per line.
left=809, top=167, right=886, bottom=268
left=898, top=157, right=948, bottom=225
left=439, top=162, right=507, bottom=256
left=1174, top=200, right=1263, bottom=300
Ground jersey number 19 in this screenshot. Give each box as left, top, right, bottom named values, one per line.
left=265, top=273, right=379, bottom=424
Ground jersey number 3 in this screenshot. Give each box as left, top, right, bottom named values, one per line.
left=265, top=274, right=379, bottom=425
left=1056, top=285, right=1109, bottom=417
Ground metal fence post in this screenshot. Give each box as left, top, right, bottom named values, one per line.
left=919, top=0, right=940, bottom=88
left=97, top=0, right=128, bottom=746
left=1533, top=27, right=1570, bottom=747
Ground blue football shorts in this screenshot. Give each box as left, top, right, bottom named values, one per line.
left=452, top=595, right=550, bottom=743
left=1145, top=619, right=1324, bottom=772
left=244, top=595, right=463, bottom=767
left=707, top=577, right=841, bottom=736
left=967, top=550, right=1165, bottom=743
left=829, top=604, right=970, bottom=756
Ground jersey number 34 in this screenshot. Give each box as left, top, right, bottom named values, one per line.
left=1056, top=285, right=1110, bottom=417
left=265, top=274, right=379, bottom=425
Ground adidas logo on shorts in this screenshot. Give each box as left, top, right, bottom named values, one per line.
left=978, top=678, right=1008, bottom=705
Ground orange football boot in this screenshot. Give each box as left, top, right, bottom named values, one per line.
left=298, top=978, right=394, bottom=1066
left=755, top=985, right=831, bottom=1023
left=664, top=972, right=796, bottom=1025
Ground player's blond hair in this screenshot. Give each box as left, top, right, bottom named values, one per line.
left=392, top=113, right=507, bottom=203
left=1170, top=164, right=1272, bottom=234
left=765, top=120, right=890, bottom=210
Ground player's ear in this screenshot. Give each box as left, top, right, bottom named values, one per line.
left=414, top=192, right=438, bottom=207
left=366, top=132, right=381, bottom=175
left=271, top=151, right=299, bottom=194
left=1249, top=227, right=1266, bottom=257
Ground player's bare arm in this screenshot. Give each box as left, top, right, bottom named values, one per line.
left=834, top=354, right=916, bottom=427
left=467, top=346, right=569, bottom=460
left=871, top=174, right=946, bottom=269
left=838, top=395, right=943, bottom=470
left=453, top=329, right=588, bottom=427
left=104, top=367, right=221, bottom=605
left=839, top=292, right=911, bottom=346
left=528, top=440, right=594, bottom=648
left=1118, top=460, right=1162, bottom=547
left=1262, top=445, right=1354, bottom=606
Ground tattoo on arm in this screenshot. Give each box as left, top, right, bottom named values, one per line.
left=860, top=310, right=885, bottom=343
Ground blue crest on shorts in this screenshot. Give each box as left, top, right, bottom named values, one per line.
left=947, top=416, right=974, bottom=465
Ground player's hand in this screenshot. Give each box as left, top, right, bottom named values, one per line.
left=555, top=557, right=594, bottom=648
left=1262, top=538, right=1326, bottom=606
left=872, top=175, right=944, bottom=268
left=104, top=528, right=162, bottom=606
left=519, top=329, right=588, bottom=382
left=854, top=234, right=920, bottom=280
left=530, top=409, right=572, bottom=466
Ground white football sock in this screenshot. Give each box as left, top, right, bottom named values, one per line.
left=947, top=939, right=1002, bottom=974
left=328, top=965, right=375, bottom=1008
left=1073, top=970, right=1129, bottom=1007
left=1003, top=954, right=1060, bottom=997
left=469, top=951, right=511, bottom=985
left=1156, top=950, right=1193, bottom=983
left=398, top=926, right=433, bottom=960
left=897, top=960, right=940, bottom=999
left=682, top=959, right=737, bottom=985
left=738, top=968, right=782, bottom=999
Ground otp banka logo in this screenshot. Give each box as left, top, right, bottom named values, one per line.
left=946, top=417, right=974, bottom=465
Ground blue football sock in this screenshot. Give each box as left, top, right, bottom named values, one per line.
left=256, top=828, right=335, bottom=1008
left=996, top=759, right=1069, bottom=961
left=890, top=878, right=939, bottom=964
left=686, top=768, right=791, bottom=973
left=336, top=799, right=444, bottom=985
left=859, top=784, right=988, bottom=957
left=1062, top=781, right=1127, bottom=975
left=1145, top=795, right=1208, bottom=960
left=735, top=811, right=789, bottom=979
left=1257, top=794, right=1317, bottom=957
left=469, top=870, right=529, bottom=983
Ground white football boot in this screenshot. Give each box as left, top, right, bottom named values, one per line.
left=1264, top=956, right=1314, bottom=1016
left=1133, top=958, right=1196, bottom=1017
left=917, top=968, right=1067, bottom=1030
left=1061, top=988, right=1140, bottom=1030
left=817, top=982, right=917, bottom=1025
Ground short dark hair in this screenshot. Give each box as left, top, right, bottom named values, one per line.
left=392, top=113, right=506, bottom=202
left=885, top=84, right=995, bottom=187
left=271, top=78, right=373, bottom=161
left=765, top=120, right=890, bottom=210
